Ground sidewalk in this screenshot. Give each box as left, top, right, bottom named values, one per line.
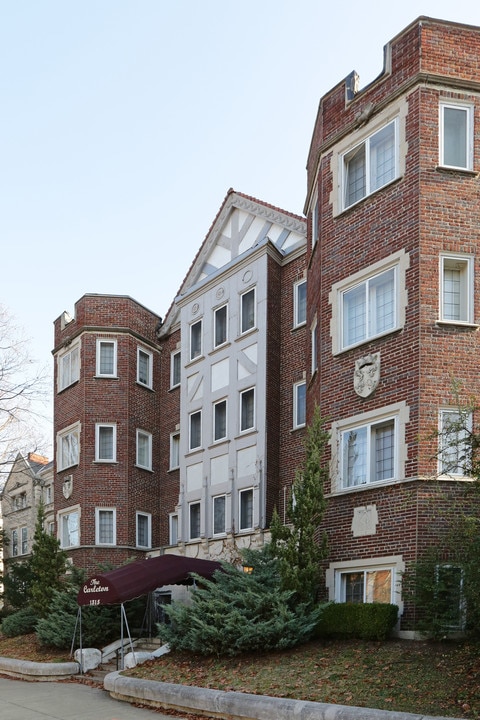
left=0, top=675, right=179, bottom=720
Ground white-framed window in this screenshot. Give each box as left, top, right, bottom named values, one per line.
left=439, top=255, right=474, bottom=324
left=189, top=501, right=201, bottom=540
left=57, top=422, right=80, bottom=471
left=326, top=556, right=403, bottom=609
left=136, top=511, right=152, bottom=549
left=137, top=347, right=153, bottom=388
left=338, top=566, right=394, bottom=603
left=214, top=399, right=227, bottom=442
left=332, top=403, right=409, bottom=491
left=240, top=388, right=255, bottom=432
left=439, top=102, right=473, bottom=170
left=439, top=409, right=472, bottom=477
left=213, top=495, right=226, bottom=536
left=136, top=429, right=152, bottom=470
left=240, top=288, right=256, bottom=334
left=95, top=508, right=116, bottom=545
left=342, top=267, right=395, bottom=349
left=96, top=339, right=117, bottom=377
left=331, top=250, right=409, bottom=354
left=11, top=529, right=18, bottom=556
left=58, top=343, right=80, bottom=391
left=189, top=411, right=202, bottom=450
left=169, top=513, right=178, bottom=545
left=170, top=432, right=180, bottom=470
left=239, top=488, right=253, bottom=531
left=311, top=319, right=317, bottom=375
left=58, top=507, right=80, bottom=548
left=341, top=417, right=396, bottom=488
left=21, top=526, right=28, bottom=555
left=435, top=564, right=465, bottom=631
left=171, top=350, right=181, bottom=388
left=311, top=191, right=319, bottom=247
left=190, top=320, right=202, bottom=361
left=293, top=381, right=306, bottom=429
left=214, top=304, right=228, bottom=347
left=294, top=279, right=307, bottom=327
left=342, top=118, right=398, bottom=210
left=95, top=423, right=116, bottom=462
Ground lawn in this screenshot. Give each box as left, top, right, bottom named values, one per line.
left=0, top=632, right=479, bottom=718
left=123, top=637, right=480, bottom=719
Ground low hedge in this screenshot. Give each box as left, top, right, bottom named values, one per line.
left=317, top=602, right=399, bottom=640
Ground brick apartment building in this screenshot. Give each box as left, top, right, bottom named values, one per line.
left=52, top=295, right=163, bottom=569
left=52, top=191, right=307, bottom=572
left=45, top=16, right=480, bottom=635
left=305, top=16, right=480, bottom=635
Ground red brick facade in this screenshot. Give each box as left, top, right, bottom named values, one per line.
left=306, top=17, right=480, bottom=632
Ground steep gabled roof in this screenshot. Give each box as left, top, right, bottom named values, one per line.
left=160, top=189, right=306, bottom=334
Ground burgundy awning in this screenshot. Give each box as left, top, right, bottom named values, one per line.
left=77, top=555, right=223, bottom=606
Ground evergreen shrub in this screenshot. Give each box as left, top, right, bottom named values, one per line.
left=1, top=607, right=38, bottom=637
left=317, top=602, right=399, bottom=640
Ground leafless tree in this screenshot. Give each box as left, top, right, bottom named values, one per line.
left=0, top=304, right=51, bottom=480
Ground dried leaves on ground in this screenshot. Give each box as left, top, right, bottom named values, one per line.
left=1, top=632, right=479, bottom=718
left=124, top=638, right=480, bottom=719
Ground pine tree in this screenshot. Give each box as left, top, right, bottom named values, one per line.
left=29, top=500, right=68, bottom=618
left=270, top=405, right=328, bottom=605
left=160, top=545, right=321, bottom=656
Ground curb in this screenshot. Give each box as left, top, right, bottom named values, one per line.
left=104, top=671, right=462, bottom=720
left=0, top=655, right=80, bottom=682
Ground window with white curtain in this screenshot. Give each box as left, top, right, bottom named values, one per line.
left=343, top=119, right=397, bottom=209
left=57, top=423, right=80, bottom=470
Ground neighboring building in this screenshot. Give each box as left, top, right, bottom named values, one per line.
left=52, top=295, right=163, bottom=570
left=1, top=453, right=53, bottom=570
left=156, top=189, right=307, bottom=561
left=305, top=16, right=480, bottom=636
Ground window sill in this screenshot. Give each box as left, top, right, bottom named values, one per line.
left=185, top=448, right=203, bottom=457
left=93, top=460, right=119, bottom=465
left=328, top=476, right=400, bottom=497
left=333, top=326, right=401, bottom=356
left=186, top=355, right=205, bottom=367
left=291, top=424, right=306, bottom=433
left=208, top=439, right=230, bottom=450
left=94, top=375, right=119, bottom=380
left=135, top=464, right=154, bottom=473
left=209, top=341, right=232, bottom=355
left=235, top=429, right=258, bottom=440
left=436, top=165, right=478, bottom=177
left=292, top=322, right=306, bottom=332
left=235, top=327, right=259, bottom=342
left=435, top=320, right=479, bottom=330
left=136, top=381, right=154, bottom=391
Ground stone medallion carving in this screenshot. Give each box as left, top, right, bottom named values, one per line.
left=242, top=269, right=253, bottom=284
left=62, top=476, right=73, bottom=499
left=192, top=302, right=200, bottom=316
left=353, top=352, right=380, bottom=398
left=215, top=286, right=225, bottom=300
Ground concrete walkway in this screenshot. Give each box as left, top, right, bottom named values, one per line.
left=0, top=675, right=178, bottom=720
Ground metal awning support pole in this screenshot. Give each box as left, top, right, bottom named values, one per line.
left=70, top=607, right=83, bottom=674
left=119, top=602, right=136, bottom=670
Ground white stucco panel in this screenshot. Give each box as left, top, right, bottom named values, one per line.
left=210, top=454, right=229, bottom=485
left=206, top=244, right=231, bottom=270
left=211, top=358, right=229, bottom=392
left=237, top=445, right=256, bottom=479
left=186, top=463, right=203, bottom=492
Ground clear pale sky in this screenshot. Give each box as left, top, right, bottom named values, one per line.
left=2, top=0, right=480, bottom=453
